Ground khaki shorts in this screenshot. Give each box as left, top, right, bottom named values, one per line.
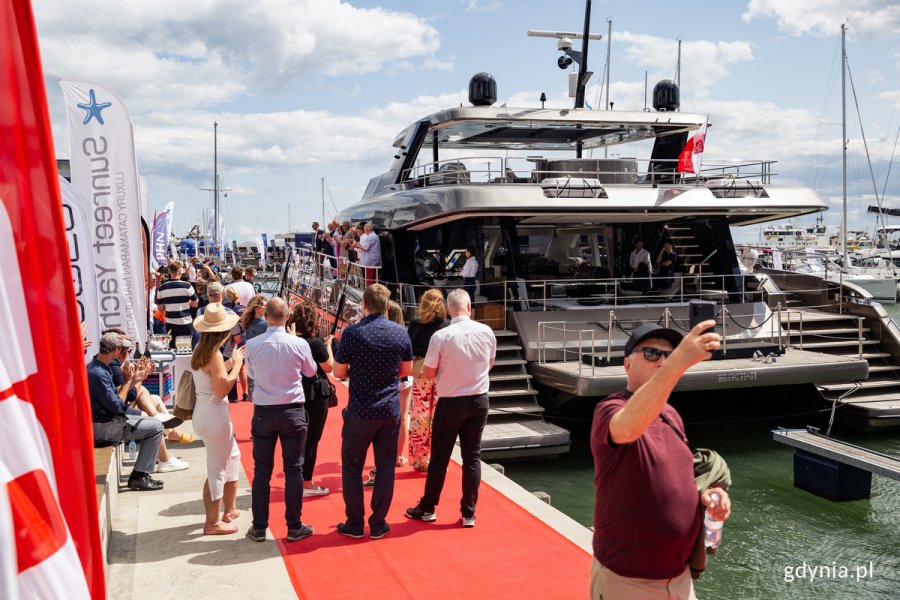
left=590, top=556, right=697, bottom=600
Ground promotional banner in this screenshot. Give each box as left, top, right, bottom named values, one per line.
left=59, top=77, right=148, bottom=348
left=59, top=176, right=101, bottom=362
left=151, top=201, right=173, bottom=267
left=257, top=233, right=266, bottom=264
left=1, top=1, right=105, bottom=597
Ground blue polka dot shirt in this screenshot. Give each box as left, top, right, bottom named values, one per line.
left=335, top=314, right=413, bottom=419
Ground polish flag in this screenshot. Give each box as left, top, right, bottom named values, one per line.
left=678, top=117, right=709, bottom=174
left=0, top=1, right=105, bottom=598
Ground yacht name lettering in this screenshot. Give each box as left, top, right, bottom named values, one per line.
left=717, top=372, right=758, bottom=383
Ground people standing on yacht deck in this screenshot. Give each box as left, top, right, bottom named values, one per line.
left=628, top=239, right=653, bottom=291
left=460, top=245, right=478, bottom=305
left=589, top=323, right=731, bottom=600
left=406, top=289, right=496, bottom=528
left=244, top=297, right=319, bottom=543
left=406, top=289, right=449, bottom=472
left=355, top=223, right=382, bottom=286
left=155, top=260, right=199, bottom=348
left=655, top=240, right=679, bottom=290
left=190, top=303, right=244, bottom=535
left=333, top=284, right=413, bottom=539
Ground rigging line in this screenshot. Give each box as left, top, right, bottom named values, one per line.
left=847, top=57, right=896, bottom=273
left=879, top=126, right=900, bottom=202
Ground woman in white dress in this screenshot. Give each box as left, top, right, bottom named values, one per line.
left=191, top=303, right=244, bottom=535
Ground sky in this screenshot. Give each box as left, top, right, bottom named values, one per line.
left=33, top=0, right=900, bottom=244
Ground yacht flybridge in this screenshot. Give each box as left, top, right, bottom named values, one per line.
left=283, top=76, right=900, bottom=458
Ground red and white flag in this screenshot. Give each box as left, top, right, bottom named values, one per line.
left=677, top=117, right=709, bottom=174
left=0, top=1, right=105, bottom=598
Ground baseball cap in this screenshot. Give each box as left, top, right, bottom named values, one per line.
left=623, top=324, right=683, bottom=357
left=99, top=332, right=133, bottom=353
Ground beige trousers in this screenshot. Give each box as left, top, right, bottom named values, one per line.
left=590, top=557, right=697, bottom=600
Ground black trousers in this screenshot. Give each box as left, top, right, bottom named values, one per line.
left=303, top=396, right=329, bottom=483
left=166, top=323, right=193, bottom=348
left=418, top=394, right=489, bottom=519
left=251, top=404, right=308, bottom=530
left=341, top=413, right=399, bottom=531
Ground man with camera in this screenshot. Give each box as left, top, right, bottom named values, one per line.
left=590, top=321, right=731, bottom=599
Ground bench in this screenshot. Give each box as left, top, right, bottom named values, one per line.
left=94, top=444, right=121, bottom=565
left=772, top=427, right=900, bottom=501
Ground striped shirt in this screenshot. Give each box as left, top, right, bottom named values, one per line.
left=154, top=280, right=198, bottom=326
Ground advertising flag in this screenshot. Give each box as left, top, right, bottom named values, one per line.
left=59, top=176, right=101, bottom=362
left=1, top=1, right=105, bottom=597
left=151, top=212, right=168, bottom=266
left=59, top=77, right=148, bottom=348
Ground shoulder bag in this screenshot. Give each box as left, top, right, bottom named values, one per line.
left=174, top=369, right=197, bottom=420
left=312, top=372, right=338, bottom=408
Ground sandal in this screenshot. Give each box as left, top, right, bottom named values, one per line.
left=222, top=510, right=240, bottom=523
left=169, top=432, right=194, bottom=444
left=396, top=456, right=409, bottom=467
left=203, top=522, right=238, bottom=535
left=363, top=471, right=376, bottom=487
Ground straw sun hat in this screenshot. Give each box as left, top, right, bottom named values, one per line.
left=193, top=302, right=239, bottom=333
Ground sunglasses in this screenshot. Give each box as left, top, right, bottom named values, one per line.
left=634, top=347, right=673, bottom=362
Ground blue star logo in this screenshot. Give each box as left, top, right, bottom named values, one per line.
left=76, top=89, right=112, bottom=125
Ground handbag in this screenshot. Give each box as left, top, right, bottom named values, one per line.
left=174, top=369, right=197, bottom=420
left=312, top=373, right=338, bottom=408
left=92, top=413, right=130, bottom=448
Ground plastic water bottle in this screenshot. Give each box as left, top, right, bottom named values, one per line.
left=704, top=492, right=724, bottom=552
left=128, top=439, right=137, bottom=461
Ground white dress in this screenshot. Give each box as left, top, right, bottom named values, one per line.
left=192, top=367, right=241, bottom=501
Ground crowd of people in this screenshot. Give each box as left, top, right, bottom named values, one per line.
left=88, top=277, right=497, bottom=541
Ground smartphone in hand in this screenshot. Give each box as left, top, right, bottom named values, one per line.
left=689, top=300, right=716, bottom=335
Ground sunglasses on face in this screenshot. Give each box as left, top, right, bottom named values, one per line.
left=634, top=347, right=673, bottom=362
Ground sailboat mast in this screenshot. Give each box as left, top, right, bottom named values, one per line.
left=213, top=121, right=219, bottom=262
left=321, top=177, right=325, bottom=229
left=841, top=24, right=848, bottom=266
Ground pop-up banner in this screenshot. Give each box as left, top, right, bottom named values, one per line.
left=59, top=77, right=148, bottom=348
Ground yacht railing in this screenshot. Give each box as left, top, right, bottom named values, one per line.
left=282, top=250, right=873, bottom=360
left=400, top=156, right=778, bottom=189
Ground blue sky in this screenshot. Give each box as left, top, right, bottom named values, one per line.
left=34, top=0, right=900, bottom=243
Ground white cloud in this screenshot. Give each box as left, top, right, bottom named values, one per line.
left=742, top=0, right=900, bottom=38
left=34, top=0, right=442, bottom=112
left=615, top=32, right=754, bottom=97
left=466, top=0, right=503, bottom=13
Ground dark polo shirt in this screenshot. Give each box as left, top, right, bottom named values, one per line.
left=591, top=389, right=701, bottom=579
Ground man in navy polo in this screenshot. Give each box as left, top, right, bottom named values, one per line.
left=333, top=283, right=413, bottom=540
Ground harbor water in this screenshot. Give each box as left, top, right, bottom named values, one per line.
left=504, top=305, right=900, bottom=599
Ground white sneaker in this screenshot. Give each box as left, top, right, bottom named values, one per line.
left=156, top=457, right=189, bottom=473
left=461, top=516, right=476, bottom=528
left=303, top=485, right=330, bottom=497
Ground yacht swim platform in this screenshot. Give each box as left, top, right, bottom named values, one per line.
left=531, top=350, right=869, bottom=398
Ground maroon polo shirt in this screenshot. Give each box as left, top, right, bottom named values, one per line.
left=591, top=390, right=701, bottom=579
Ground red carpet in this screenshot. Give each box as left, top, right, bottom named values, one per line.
left=231, top=383, right=590, bottom=600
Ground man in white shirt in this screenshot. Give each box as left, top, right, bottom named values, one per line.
left=628, top=239, right=652, bottom=291
left=406, top=289, right=496, bottom=528
left=355, top=223, right=382, bottom=286
left=243, top=297, right=319, bottom=543
left=225, top=265, right=255, bottom=306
